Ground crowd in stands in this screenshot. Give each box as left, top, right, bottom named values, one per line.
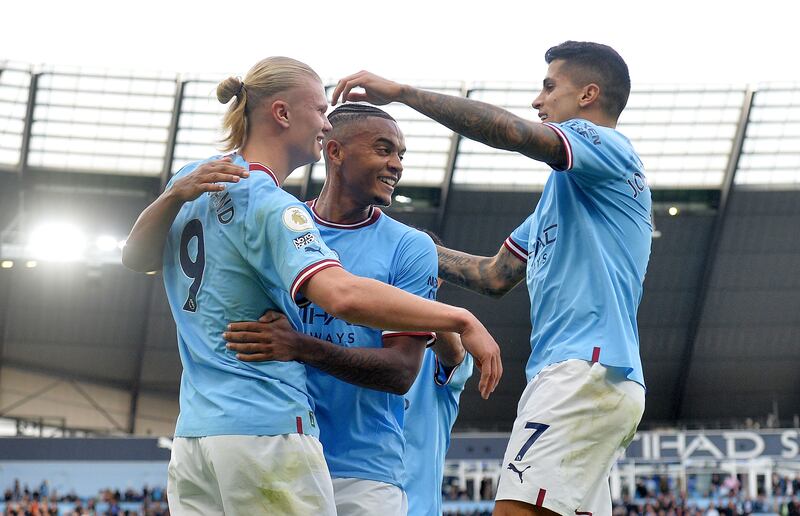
left=3, top=480, right=168, bottom=516
left=614, top=473, right=800, bottom=516
left=441, top=473, right=800, bottom=516
left=6, top=473, right=800, bottom=515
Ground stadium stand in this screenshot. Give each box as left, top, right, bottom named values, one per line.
left=2, top=61, right=800, bottom=515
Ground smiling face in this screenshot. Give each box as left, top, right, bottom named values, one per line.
left=284, top=76, right=332, bottom=168
left=328, top=116, right=405, bottom=207
left=531, top=59, right=585, bottom=124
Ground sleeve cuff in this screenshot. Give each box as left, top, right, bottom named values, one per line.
left=543, top=122, right=573, bottom=171
left=290, top=259, right=342, bottom=305
left=503, top=237, right=527, bottom=263
left=433, top=354, right=463, bottom=387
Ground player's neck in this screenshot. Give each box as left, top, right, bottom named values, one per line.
left=239, top=140, right=293, bottom=185
left=580, top=108, right=617, bottom=129
left=315, top=186, right=373, bottom=225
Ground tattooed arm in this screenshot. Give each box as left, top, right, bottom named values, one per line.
left=332, top=71, right=566, bottom=167
left=225, top=311, right=426, bottom=395
left=298, top=335, right=426, bottom=395
left=437, top=244, right=526, bottom=298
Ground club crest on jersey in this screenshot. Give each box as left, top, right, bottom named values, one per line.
left=293, top=232, right=316, bottom=250
left=282, top=206, right=313, bottom=232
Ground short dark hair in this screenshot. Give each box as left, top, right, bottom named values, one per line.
left=328, top=103, right=396, bottom=128
left=545, top=41, right=631, bottom=119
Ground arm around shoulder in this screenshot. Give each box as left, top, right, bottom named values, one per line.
left=122, top=158, right=248, bottom=273
left=121, top=188, right=185, bottom=273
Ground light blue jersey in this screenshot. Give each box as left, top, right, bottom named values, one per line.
left=505, top=119, right=651, bottom=386
left=302, top=201, right=437, bottom=489
left=162, top=155, right=341, bottom=438
left=403, top=349, right=473, bottom=516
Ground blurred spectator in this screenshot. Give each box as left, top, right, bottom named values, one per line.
left=787, top=496, right=800, bottom=516
left=440, top=471, right=800, bottom=516
left=2, top=478, right=168, bottom=516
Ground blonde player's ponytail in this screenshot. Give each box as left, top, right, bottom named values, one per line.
left=217, top=77, right=247, bottom=152
left=217, top=57, right=322, bottom=152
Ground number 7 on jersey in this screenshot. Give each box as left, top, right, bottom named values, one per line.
left=515, top=422, right=550, bottom=461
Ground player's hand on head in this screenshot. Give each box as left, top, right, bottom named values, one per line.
left=170, top=157, right=249, bottom=202
left=331, top=71, right=403, bottom=106
left=460, top=320, right=503, bottom=400
left=224, top=310, right=301, bottom=362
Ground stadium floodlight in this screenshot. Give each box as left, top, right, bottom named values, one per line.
left=25, top=260, right=37, bottom=268
left=394, top=195, right=412, bottom=204
left=668, top=206, right=680, bottom=216
left=96, top=235, right=120, bottom=252
left=1, top=260, right=13, bottom=269
left=27, top=223, right=87, bottom=262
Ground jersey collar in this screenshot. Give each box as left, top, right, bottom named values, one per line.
left=224, top=153, right=281, bottom=187
left=307, top=199, right=382, bottom=230
left=249, top=162, right=280, bottom=187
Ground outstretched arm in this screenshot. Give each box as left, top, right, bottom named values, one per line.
left=331, top=71, right=566, bottom=167
left=301, top=266, right=502, bottom=399
left=121, top=158, right=248, bottom=272
left=226, top=312, right=426, bottom=395
left=436, top=244, right=526, bottom=298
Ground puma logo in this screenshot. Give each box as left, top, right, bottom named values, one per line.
left=507, top=463, right=531, bottom=483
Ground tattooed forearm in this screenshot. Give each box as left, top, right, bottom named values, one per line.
left=437, top=247, right=502, bottom=297
left=400, top=88, right=565, bottom=166
left=437, top=245, right=526, bottom=298
left=298, top=337, right=419, bottom=395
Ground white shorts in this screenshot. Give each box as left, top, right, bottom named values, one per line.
left=495, top=360, right=644, bottom=516
left=332, top=477, right=408, bottom=516
left=167, top=434, right=336, bottom=516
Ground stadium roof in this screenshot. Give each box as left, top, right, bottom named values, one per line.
left=1, top=64, right=800, bottom=434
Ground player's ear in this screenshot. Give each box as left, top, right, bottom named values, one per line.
left=271, top=100, right=291, bottom=128
left=326, top=139, right=344, bottom=164
left=579, top=83, right=600, bottom=109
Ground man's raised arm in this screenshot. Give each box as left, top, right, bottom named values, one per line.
left=331, top=71, right=566, bottom=167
